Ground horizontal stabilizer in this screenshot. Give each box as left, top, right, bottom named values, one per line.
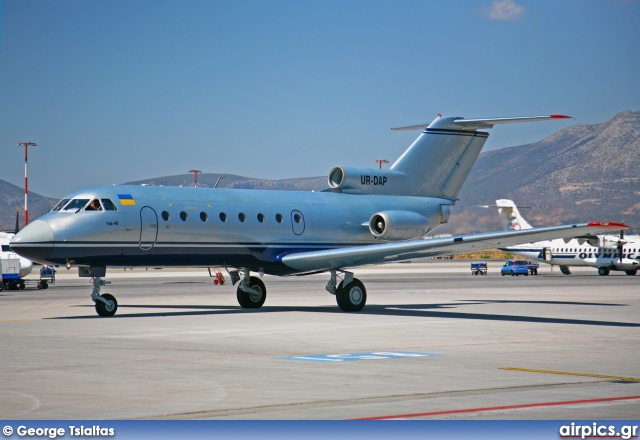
left=391, top=114, right=572, bottom=131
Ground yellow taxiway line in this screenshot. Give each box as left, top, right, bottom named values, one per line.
left=500, top=367, right=640, bottom=382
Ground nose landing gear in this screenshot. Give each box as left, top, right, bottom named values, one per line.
left=91, top=277, right=117, bottom=317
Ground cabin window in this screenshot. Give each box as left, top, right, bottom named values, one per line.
left=63, top=199, right=90, bottom=211
left=257, top=213, right=265, bottom=223
left=161, top=211, right=170, bottom=221
left=200, top=212, right=208, bottom=222
left=293, top=213, right=302, bottom=224
left=275, top=213, right=283, bottom=223
left=219, top=212, right=227, bottom=222
left=238, top=213, right=246, bottom=223
left=180, top=211, right=188, bottom=221
left=101, top=199, right=118, bottom=211
left=52, top=199, right=71, bottom=211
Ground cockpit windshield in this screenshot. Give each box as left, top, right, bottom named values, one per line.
left=52, top=197, right=117, bottom=213
left=52, top=199, right=71, bottom=211
left=62, top=199, right=90, bottom=211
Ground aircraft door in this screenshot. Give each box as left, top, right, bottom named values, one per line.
left=291, top=209, right=305, bottom=236
left=543, top=247, right=552, bottom=262
left=139, top=206, right=158, bottom=250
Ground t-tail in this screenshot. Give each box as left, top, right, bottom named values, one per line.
left=489, top=199, right=533, bottom=231
left=327, top=114, right=571, bottom=199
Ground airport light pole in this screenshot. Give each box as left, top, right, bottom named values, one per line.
left=17, top=141, right=37, bottom=226
left=189, top=169, right=201, bottom=187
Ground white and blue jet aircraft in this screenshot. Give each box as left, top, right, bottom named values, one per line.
left=490, top=199, right=639, bottom=276
left=10, top=113, right=628, bottom=316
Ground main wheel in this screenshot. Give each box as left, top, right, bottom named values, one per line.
left=598, top=267, right=610, bottom=276
left=237, top=276, right=266, bottom=308
left=95, top=293, right=118, bottom=317
left=625, top=270, right=637, bottom=276
left=336, top=278, right=366, bottom=312
left=42, top=282, right=49, bottom=289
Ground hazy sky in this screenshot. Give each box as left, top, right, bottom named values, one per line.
left=1, top=0, right=638, bottom=198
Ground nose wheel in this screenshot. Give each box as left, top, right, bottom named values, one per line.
left=95, top=293, right=118, bottom=317
left=90, top=277, right=117, bottom=317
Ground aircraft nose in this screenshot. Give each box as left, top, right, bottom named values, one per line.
left=10, top=220, right=55, bottom=263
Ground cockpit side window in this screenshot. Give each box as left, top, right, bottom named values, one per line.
left=101, top=199, right=118, bottom=211
left=85, top=199, right=103, bottom=211
left=52, top=199, right=71, bottom=211
left=62, top=199, right=90, bottom=211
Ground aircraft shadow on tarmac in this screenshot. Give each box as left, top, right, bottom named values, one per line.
left=53, top=300, right=640, bottom=327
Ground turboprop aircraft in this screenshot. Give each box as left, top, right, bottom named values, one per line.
left=489, top=199, right=639, bottom=276
left=10, top=113, right=629, bottom=316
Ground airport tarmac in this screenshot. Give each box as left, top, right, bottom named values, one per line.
left=0, top=261, right=638, bottom=420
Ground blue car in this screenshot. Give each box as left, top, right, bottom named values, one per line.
left=501, top=260, right=529, bottom=276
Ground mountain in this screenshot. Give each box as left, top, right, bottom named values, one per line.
left=1, top=110, right=638, bottom=234
left=0, top=180, right=58, bottom=231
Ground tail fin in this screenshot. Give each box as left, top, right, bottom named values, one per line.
left=491, top=199, right=533, bottom=231
left=390, top=114, right=571, bottom=199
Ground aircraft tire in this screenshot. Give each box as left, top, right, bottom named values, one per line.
left=95, top=294, right=118, bottom=317
left=336, top=279, right=366, bottom=312
left=625, top=270, right=637, bottom=276
left=598, top=267, right=610, bottom=276
left=237, top=276, right=266, bottom=308
left=0, top=282, right=4, bottom=292
left=42, top=282, right=49, bottom=289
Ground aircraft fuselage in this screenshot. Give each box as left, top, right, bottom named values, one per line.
left=21, top=185, right=451, bottom=275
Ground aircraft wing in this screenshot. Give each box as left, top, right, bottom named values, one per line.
left=280, top=222, right=628, bottom=273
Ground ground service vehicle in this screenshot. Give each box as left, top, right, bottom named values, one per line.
left=501, top=260, right=530, bottom=276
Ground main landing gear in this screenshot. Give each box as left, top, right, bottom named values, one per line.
left=231, top=269, right=367, bottom=312
left=326, top=270, right=367, bottom=312
left=91, top=277, right=117, bottom=317
left=235, top=269, right=267, bottom=309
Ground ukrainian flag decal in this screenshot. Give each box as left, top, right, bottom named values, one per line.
left=117, top=194, right=136, bottom=206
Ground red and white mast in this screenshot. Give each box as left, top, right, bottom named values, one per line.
left=17, top=141, right=37, bottom=226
